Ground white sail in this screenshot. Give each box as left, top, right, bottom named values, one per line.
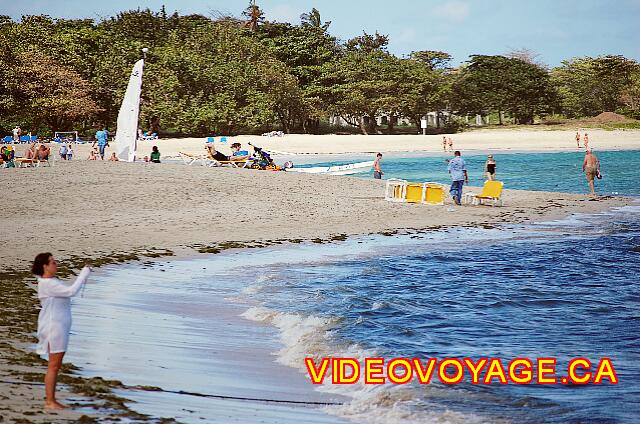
left=115, top=59, right=144, bottom=162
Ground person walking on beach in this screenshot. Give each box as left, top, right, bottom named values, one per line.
left=484, top=154, right=496, bottom=181
left=93, top=126, right=109, bottom=160
left=442, top=136, right=447, bottom=152
left=583, top=133, right=589, bottom=151
left=13, top=126, right=21, bottom=143
left=448, top=137, right=453, bottom=152
left=32, top=253, right=92, bottom=410
left=448, top=151, right=468, bottom=205
left=582, top=150, right=600, bottom=196
left=575, top=131, right=581, bottom=148
left=59, top=142, right=68, bottom=160
left=373, top=153, right=383, bottom=179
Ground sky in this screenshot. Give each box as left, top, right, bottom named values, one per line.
left=2, top=0, right=639, bottom=66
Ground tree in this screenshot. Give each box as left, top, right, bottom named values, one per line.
left=7, top=50, right=101, bottom=131
left=300, top=8, right=330, bottom=30
left=451, top=55, right=555, bottom=124
left=552, top=55, right=639, bottom=117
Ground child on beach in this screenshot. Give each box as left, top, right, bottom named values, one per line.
left=88, top=150, right=97, bottom=160
left=32, top=253, right=91, bottom=410
left=108, top=152, right=119, bottom=161
left=66, top=145, right=74, bottom=161
left=150, top=146, right=161, bottom=163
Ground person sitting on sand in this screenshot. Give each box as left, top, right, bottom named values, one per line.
left=150, top=146, right=161, bottom=163
left=32, top=253, right=91, bottom=410
left=582, top=150, right=600, bottom=196
left=108, top=152, right=119, bottom=162
left=484, top=154, right=497, bottom=181
left=88, top=150, right=97, bottom=160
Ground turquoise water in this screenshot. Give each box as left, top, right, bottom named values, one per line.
left=296, top=150, right=640, bottom=196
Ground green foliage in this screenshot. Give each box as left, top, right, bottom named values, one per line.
left=552, top=55, right=640, bottom=118
left=1, top=7, right=638, bottom=137
left=451, top=55, right=556, bottom=124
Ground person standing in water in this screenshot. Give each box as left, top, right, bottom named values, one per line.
left=484, top=154, right=497, bottom=181
left=32, top=253, right=92, bottom=410
left=582, top=150, right=600, bottom=196
left=373, top=153, right=383, bottom=179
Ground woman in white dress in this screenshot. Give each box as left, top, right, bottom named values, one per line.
left=32, top=253, right=91, bottom=410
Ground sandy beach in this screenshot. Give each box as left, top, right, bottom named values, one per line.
left=7, top=128, right=639, bottom=161
left=1, top=149, right=635, bottom=422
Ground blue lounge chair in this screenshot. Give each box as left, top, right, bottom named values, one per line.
left=219, top=136, right=228, bottom=143
left=206, top=137, right=215, bottom=143
left=19, top=135, right=30, bottom=143
left=2, top=136, right=12, bottom=143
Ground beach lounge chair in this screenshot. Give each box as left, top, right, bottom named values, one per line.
left=473, top=181, right=504, bottom=206
left=205, top=147, right=252, bottom=168
left=405, top=183, right=424, bottom=204
left=179, top=151, right=207, bottom=166
left=384, top=179, right=407, bottom=202
left=2, top=136, right=12, bottom=143
left=423, top=183, right=446, bottom=205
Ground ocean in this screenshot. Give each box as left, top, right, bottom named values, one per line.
left=294, top=150, right=640, bottom=196
left=66, top=150, right=639, bottom=423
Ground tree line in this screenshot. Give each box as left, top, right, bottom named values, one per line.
left=1, top=4, right=639, bottom=137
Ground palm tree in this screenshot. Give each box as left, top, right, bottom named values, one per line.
left=242, top=0, right=263, bottom=32
left=300, top=8, right=331, bottom=30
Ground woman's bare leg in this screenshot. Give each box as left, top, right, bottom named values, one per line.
left=45, top=351, right=66, bottom=409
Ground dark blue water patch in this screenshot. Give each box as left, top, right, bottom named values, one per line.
left=247, top=212, right=640, bottom=423
left=298, top=150, right=640, bottom=196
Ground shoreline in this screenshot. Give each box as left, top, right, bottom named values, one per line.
left=3, top=128, right=639, bottom=160
left=1, top=159, right=635, bottom=422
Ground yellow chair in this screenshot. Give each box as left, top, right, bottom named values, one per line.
left=473, top=181, right=504, bottom=206
left=405, top=183, right=424, bottom=203
left=423, top=183, right=445, bottom=205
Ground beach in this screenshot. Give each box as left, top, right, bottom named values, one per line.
left=1, top=138, right=637, bottom=422
left=9, top=128, right=640, bottom=161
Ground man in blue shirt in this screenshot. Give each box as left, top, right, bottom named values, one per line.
left=93, top=126, right=109, bottom=160
left=447, top=150, right=468, bottom=205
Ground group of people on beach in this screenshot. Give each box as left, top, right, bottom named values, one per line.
left=575, top=130, right=590, bottom=149
left=442, top=136, right=454, bottom=152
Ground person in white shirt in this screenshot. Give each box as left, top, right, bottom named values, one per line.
left=66, top=145, right=74, bottom=160
left=32, top=253, right=91, bottom=410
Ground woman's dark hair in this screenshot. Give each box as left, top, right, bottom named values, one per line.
left=32, top=253, right=52, bottom=276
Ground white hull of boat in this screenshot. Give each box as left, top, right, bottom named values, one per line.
left=288, top=161, right=374, bottom=176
